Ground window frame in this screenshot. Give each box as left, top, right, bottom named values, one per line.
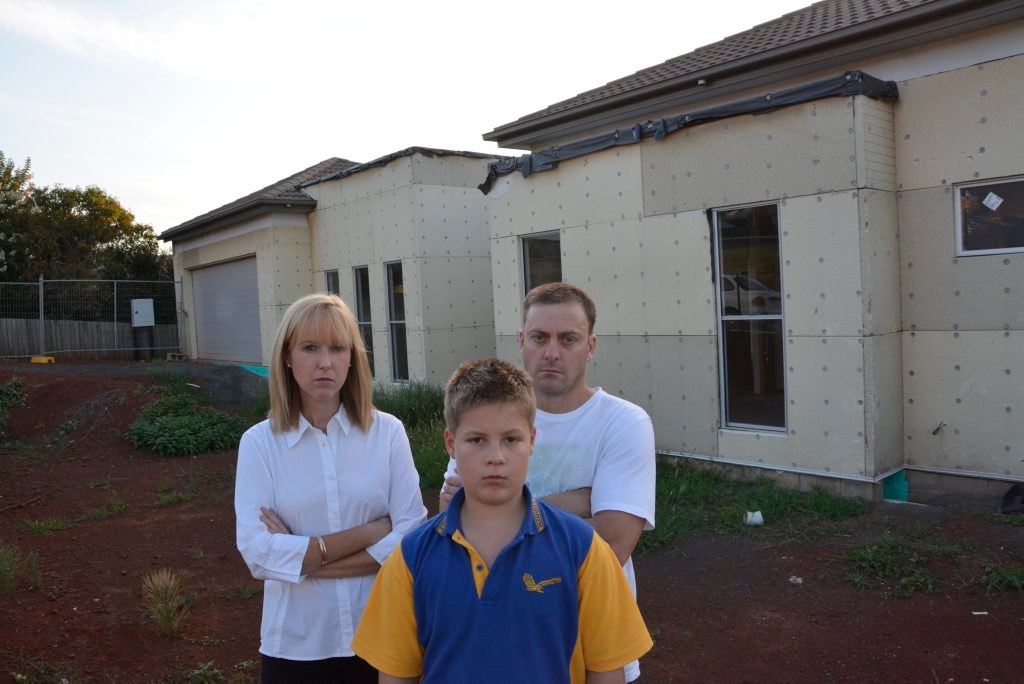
left=954, top=175, right=1024, bottom=257
left=324, top=269, right=340, bottom=295
left=353, top=265, right=374, bottom=377
left=385, top=261, right=409, bottom=382
left=712, top=201, right=788, bottom=433
left=521, top=230, right=563, bottom=294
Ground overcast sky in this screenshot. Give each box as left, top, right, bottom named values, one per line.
left=1, top=0, right=812, bottom=234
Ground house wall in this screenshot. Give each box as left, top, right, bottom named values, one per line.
left=306, top=152, right=497, bottom=384
left=490, top=95, right=902, bottom=488
left=895, top=53, right=1024, bottom=482
left=171, top=213, right=313, bottom=364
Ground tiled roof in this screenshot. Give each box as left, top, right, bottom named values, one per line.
left=161, top=157, right=359, bottom=239
left=507, top=0, right=933, bottom=125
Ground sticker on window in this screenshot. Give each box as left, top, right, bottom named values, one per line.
left=983, top=192, right=1004, bottom=212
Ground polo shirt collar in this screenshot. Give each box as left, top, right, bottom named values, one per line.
left=284, top=406, right=352, bottom=447
left=436, top=484, right=546, bottom=538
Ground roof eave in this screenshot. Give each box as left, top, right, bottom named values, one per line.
left=159, top=198, right=316, bottom=242
left=485, top=0, right=1023, bottom=149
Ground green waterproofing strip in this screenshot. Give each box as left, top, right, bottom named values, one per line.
left=882, top=470, right=909, bottom=501
left=239, top=364, right=269, bottom=378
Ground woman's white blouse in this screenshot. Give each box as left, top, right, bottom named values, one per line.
left=234, top=408, right=427, bottom=660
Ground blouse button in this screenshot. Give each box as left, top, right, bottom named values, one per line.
left=475, top=564, right=484, bottom=572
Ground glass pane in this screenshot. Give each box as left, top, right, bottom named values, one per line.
left=354, top=267, right=371, bottom=322
left=387, top=263, right=405, bottom=321
left=723, top=319, right=785, bottom=428
left=325, top=270, right=339, bottom=295
left=359, top=321, right=375, bottom=376
left=959, top=180, right=1024, bottom=252
left=717, top=206, right=781, bottom=316
left=390, top=322, right=408, bottom=381
left=523, top=233, right=562, bottom=291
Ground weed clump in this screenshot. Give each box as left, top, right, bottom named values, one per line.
left=0, top=377, right=26, bottom=431
left=141, top=567, right=194, bottom=635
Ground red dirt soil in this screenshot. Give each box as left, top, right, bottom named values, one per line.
left=0, top=363, right=1021, bottom=682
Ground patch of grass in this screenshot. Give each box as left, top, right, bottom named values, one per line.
left=141, top=568, right=194, bottom=635
left=985, top=512, right=1024, bottom=527
left=129, top=392, right=247, bottom=457
left=634, top=459, right=871, bottom=553
left=187, top=661, right=224, bottom=683
left=218, top=585, right=262, bottom=600
left=234, top=659, right=258, bottom=673
left=20, top=518, right=75, bottom=535
left=406, top=418, right=449, bottom=490
left=979, top=564, right=1024, bottom=593
left=374, top=381, right=444, bottom=429
left=154, top=491, right=193, bottom=508
left=839, top=529, right=966, bottom=598
left=7, top=654, right=76, bottom=683
left=0, top=376, right=27, bottom=430
left=84, top=492, right=129, bottom=520
left=0, top=541, right=23, bottom=592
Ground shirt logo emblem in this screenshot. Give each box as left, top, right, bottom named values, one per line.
left=522, top=572, right=562, bottom=593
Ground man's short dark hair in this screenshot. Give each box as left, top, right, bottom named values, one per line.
left=522, top=282, right=596, bottom=334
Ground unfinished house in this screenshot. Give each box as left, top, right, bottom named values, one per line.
left=161, top=148, right=499, bottom=383
left=480, top=0, right=1024, bottom=500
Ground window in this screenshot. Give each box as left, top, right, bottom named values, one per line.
left=324, top=269, right=340, bottom=295
left=522, top=231, right=562, bottom=293
left=955, top=177, right=1024, bottom=256
left=353, top=266, right=374, bottom=377
left=385, top=261, right=408, bottom=381
left=713, top=204, right=786, bottom=430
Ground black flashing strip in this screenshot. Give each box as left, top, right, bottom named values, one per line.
left=478, top=70, right=898, bottom=194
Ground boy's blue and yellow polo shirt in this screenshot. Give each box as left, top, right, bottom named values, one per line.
left=353, top=486, right=652, bottom=683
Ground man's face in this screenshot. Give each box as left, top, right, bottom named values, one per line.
left=518, top=302, right=596, bottom=403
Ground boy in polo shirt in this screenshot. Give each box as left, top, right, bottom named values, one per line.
left=352, top=358, right=652, bottom=683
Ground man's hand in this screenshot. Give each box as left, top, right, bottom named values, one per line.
left=439, top=474, right=461, bottom=512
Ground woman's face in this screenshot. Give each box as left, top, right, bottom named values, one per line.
left=287, top=328, right=351, bottom=413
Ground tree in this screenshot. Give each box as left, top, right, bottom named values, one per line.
left=0, top=150, right=171, bottom=282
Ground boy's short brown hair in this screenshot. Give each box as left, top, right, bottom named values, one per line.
left=444, top=358, right=536, bottom=432
left=522, top=282, right=597, bottom=334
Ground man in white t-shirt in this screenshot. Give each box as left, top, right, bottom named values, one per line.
left=440, top=282, right=656, bottom=682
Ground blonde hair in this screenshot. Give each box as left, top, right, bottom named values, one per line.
left=444, top=358, right=535, bottom=433
left=268, top=293, right=374, bottom=432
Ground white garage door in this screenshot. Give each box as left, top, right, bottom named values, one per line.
left=191, top=258, right=262, bottom=363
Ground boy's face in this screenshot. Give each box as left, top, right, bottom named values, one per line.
left=445, top=401, right=536, bottom=510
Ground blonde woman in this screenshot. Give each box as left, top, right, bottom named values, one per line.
left=235, top=292, right=426, bottom=683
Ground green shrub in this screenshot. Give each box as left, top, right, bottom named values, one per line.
left=374, top=381, right=444, bottom=429
left=0, top=377, right=27, bottom=429
left=406, top=418, right=449, bottom=490
left=129, top=393, right=246, bottom=457
left=980, top=564, right=1024, bottom=593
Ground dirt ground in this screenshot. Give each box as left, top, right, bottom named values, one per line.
left=0, top=361, right=1021, bottom=683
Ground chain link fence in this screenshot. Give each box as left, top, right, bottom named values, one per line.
left=0, top=278, right=181, bottom=360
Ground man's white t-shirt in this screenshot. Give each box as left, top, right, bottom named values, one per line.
left=444, top=388, right=656, bottom=680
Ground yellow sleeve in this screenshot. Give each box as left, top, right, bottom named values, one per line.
left=577, top=532, right=654, bottom=673
left=351, top=544, right=423, bottom=678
